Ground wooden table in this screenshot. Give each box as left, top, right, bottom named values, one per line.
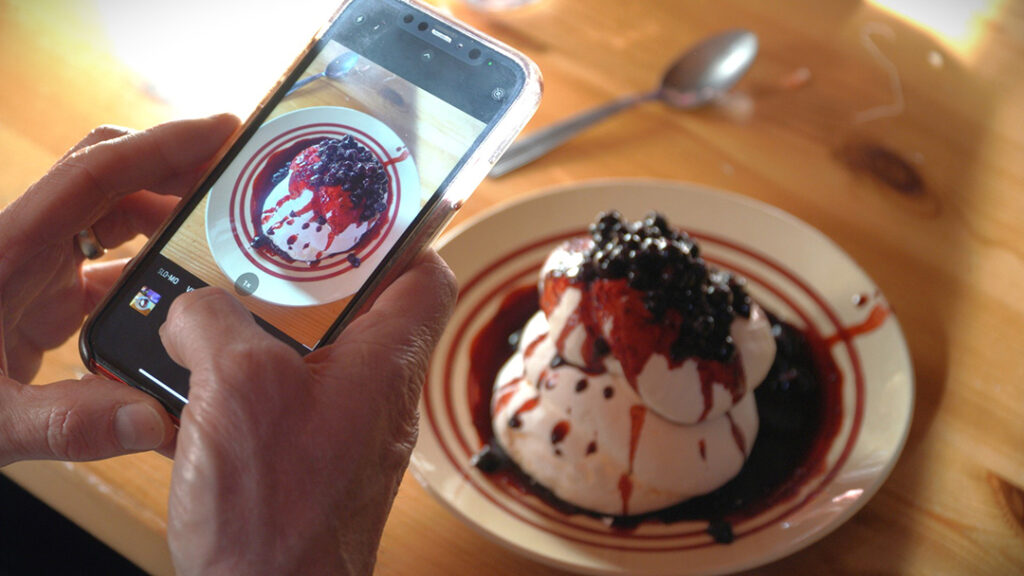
left=2, top=0, right=1023, bottom=574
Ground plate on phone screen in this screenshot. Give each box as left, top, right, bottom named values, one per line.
left=411, top=180, right=914, bottom=575
left=205, top=106, right=419, bottom=307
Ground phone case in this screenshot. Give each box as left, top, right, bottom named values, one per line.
left=319, top=0, right=543, bottom=342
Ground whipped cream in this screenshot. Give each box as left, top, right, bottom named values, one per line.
left=261, top=175, right=369, bottom=262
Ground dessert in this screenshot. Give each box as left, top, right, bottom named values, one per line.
left=251, top=136, right=390, bottom=266
left=483, top=211, right=777, bottom=517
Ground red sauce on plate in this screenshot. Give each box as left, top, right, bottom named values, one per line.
left=248, top=137, right=390, bottom=266
left=469, top=285, right=848, bottom=543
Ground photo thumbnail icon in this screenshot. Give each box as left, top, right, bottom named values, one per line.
left=129, top=286, right=162, bottom=316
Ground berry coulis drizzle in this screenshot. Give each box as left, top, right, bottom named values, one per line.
left=469, top=284, right=848, bottom=544
left=248, top=137, right=389, bottom=267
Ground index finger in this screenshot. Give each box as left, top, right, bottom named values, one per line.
left=0, top=114, right=239, bottom=283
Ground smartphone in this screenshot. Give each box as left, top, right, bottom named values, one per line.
left=80, top=0, right=541, bottom=417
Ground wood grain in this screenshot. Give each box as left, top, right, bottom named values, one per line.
left=1, top=0, right=1023, bottom=574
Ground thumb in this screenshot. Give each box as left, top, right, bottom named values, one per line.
left=0, top=377, right=174, bottom=466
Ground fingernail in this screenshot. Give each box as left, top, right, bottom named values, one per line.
left=114, top=403, right=166, bottom=451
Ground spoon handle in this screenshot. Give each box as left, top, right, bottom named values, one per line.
left=285, top=72, right=325, bottom=97
left=490, top=90, right=658, bottom=177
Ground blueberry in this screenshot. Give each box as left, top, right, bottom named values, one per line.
left=271, top=166, right=289, bottom=185
left=471, top=444, right=504, bottom=473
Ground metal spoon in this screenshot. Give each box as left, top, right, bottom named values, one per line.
left=286, top=52, right=359, bottom=97
left=490, top=29, right=758, bottom=177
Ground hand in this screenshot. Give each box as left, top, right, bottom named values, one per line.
left=0, top=114, right=239, bottom=466
left=161, top=251, right=457, bottom=575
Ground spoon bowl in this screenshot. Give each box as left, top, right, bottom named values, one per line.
left=324, top=51, right=359, bottom=80
left=490, top=29, right=758, bottom=177
left=660, top=29, right=758, bottom=109
left=285, top=52, right=359, bottom=97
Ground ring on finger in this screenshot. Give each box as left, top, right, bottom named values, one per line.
left=75, top=227, right=107, bottom=260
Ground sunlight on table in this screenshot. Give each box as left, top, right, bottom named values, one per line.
left=866, top=0, right=1006, bottom=62
left=87, top=0, right=341, bottom=117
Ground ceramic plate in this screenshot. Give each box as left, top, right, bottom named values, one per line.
left=412, top=180, right=913, bottom=575
left=206, top=106, right=419, bottom=306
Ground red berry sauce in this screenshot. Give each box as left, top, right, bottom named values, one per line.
left=468, top=284, right=844, bottom=543
left=249, top=136, right=389, bottom=266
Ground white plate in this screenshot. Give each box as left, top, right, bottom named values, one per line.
left=412, top=180, right=914, bottom=575
left=206, top=106, right=419, bottom=306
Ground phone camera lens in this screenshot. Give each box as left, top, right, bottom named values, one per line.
left=491, top=87, right=506, bottom=101
left=417, top=21, right=428, bottom=31
left=422, top=50, right=434, bottom=63
left=468, top=48, right=481, bottom=60
left=403, top=14, right=414, bottom=24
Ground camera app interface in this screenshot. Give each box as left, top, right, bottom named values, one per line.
left=159, top=33, right=488, bottom=350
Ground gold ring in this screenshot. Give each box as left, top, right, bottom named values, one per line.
left=75, top=227, right=106, bottom=260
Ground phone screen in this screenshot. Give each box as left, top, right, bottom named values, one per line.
left=86, top=0, right=526, bottom=407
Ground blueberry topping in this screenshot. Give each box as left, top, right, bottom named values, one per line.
left=271, top=165, right=289, bottom=186
left=582, top=211, right=753, bottom=363
left=299, top=136, right=389, bottom=223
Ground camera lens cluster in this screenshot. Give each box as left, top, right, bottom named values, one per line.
left=396, top=11, right=507, bottom=108
left=403, top=12, right=484, bottom=60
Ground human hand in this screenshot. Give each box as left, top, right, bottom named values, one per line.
left=0, top=114, right=239, bottom=466
left=161, top=250, right=456, bottom=575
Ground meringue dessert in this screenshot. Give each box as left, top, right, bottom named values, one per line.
left=252, top=136, right=389, bottom=266
left=487, top=211, right=778, bottom=517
